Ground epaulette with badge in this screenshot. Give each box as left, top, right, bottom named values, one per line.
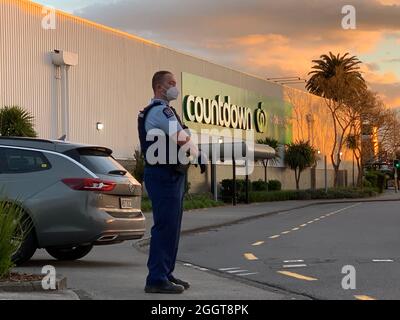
left=163, top=107, right=175, bottom=119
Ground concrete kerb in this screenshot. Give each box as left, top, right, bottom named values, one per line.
left=0, top=275, right=67, bottom=293
left=134, top=196, right=400, bottom=250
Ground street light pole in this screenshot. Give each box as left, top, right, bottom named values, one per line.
left=324, top=155, right=328, bottom=193
left=352, top=153, right=355, bottom=187
left=318, top=150, right=328, bottom=193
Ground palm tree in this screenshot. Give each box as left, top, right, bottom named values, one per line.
left=0, top=106, right=37, bottom=137
left=306, top=52, right=366, bottom=187
left=257, top=137, right=280, bottom=190
left=306, top=52, right=366, bottom=101
left=285, top=141, right=317, bottom=190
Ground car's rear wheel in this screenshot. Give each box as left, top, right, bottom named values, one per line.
left=46, top=245, right=93, bottom=261
left=12, top=215, right=37, bottom=266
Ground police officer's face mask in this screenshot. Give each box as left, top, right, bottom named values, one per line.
left=163, top=86, right=180, bottom=102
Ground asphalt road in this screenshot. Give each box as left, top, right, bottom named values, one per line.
left=177, top=201, right=400, bottom=300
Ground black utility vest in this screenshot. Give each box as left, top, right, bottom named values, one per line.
left=138, top=101, right=187, bottom=166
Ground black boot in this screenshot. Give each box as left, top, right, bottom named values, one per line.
left=145, top=281, right=185, bottom=294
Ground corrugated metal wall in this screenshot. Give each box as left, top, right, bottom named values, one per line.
left=0, top=0, right=353, bottom=175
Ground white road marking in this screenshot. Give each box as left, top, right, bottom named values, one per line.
left=372, top=259, right=394, bottom=262
left=283, top=264, right=307, bottom=268
left=252, top=241, right=265, bottom=246
left=281, top=231, right=291, bottom=234
left=284, top=260, right=304, bottom=263
left=269, top=235, right=280, bottom=239
left=237, top=273, right=259, bottom=276
left=227, top=269, right=249, bottom=274
left=292, top=227, right=300, bottom=231
left=328, top=203, right=362, bottom=215
left=218, top=267, right=242, bottom=271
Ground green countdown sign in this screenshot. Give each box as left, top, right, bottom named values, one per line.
left=181, top=72, right=293, bottom=144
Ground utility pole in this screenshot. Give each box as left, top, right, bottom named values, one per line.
left=393, top=114, right=398, bottom=193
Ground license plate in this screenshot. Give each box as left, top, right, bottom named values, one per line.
left=120, top=198, right=133, bottom=209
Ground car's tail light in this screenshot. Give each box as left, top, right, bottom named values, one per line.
left=62, top=178, right=116, bottom=192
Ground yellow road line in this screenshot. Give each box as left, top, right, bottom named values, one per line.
left=244, top=253, right=259, bottom=261
left=277, top=271, right=318, bottom=281
left=269, top=235, right=280, bottom=239
left=252, top=241, right=264, bottom=246
left=355, top=295, right=376, bottom=301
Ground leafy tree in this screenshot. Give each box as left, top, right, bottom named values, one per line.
left=285, top=141, right=317, bottom=190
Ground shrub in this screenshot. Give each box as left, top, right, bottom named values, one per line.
left=364, top=171, right=387, bottom=193
left=376, top=172, right=387, bottom=193
left=247, top=187, right=377, bottom=203
left=0, top=202, right=24, bottom=279
left=365, top=171, right=378, bottom=188
left=0, top=106, right=37, bottom=137
left=363, top=179, right=373, bottom=188
left=141, top=193, right=224, bottom=212
left=268, top=180, right=282, bottom=191
left=132, top=148, right=145, bottom=184
left=220, top=179, right=251, bottom=202
left=252, top=180, right=268, bottom=191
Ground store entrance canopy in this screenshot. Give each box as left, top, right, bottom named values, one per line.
left=199, top=141, right=276, bottom=162
left=199, top=141, right=277, bottom=205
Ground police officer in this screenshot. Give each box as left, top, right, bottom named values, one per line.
left=138, top=71, right=206, bottom=294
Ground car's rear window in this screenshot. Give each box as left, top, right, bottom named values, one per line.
left=64, top=148, right=125, bottom=174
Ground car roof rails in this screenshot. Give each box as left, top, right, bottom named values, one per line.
left=0, top=136, right=55, bottom=144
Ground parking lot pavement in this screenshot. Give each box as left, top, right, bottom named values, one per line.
left=14, top=242, right=294, bottom=300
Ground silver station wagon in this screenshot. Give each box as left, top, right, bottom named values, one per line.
left=0, top=137, right=145, bottom=264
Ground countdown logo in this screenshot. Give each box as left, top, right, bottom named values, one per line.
left=184, top=95, right=267, bottom=133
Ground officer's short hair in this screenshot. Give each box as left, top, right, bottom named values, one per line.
left=152, top=71, right=172, bottom=92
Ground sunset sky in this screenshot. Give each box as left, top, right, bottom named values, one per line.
left=35, top=0, right=400, bottom=109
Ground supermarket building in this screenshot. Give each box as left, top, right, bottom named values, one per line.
left=0, top=0, right=356, bottom=193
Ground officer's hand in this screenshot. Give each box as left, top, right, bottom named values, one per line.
left=194, top=151, right=208, bottom=174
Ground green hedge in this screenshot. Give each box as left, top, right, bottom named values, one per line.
left=222, top=179, right=283, bottom=202
left=247, top=187, right=378, bottom=203
left=141, top=193, right=224, bottom=212
left=220, top=179, right=250, bottom=203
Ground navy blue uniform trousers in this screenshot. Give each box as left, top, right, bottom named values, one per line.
left=144, top=165, right=186, bottom=286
